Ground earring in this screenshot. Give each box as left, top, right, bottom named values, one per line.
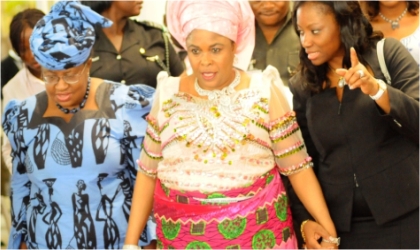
left=234, top=55, right=238, bottom=65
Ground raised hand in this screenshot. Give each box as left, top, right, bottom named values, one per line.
left=335, top=47, right=379, bottom=96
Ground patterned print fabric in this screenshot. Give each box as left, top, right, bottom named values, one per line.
left=154, top=168, right=297, bottom=249
left=3, top=81, right=156, bottom=249
left=30, top=0, right=112, bottom=70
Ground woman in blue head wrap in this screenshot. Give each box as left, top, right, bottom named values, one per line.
left=2, top=1, right=157, bottom=249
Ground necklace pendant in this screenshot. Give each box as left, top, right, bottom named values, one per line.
left=338, top=77, right=346, bottom=88
left=391, top=21, right=399, bottom=30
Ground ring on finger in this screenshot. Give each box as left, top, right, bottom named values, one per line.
left=357, top=69, right=364, bottom=79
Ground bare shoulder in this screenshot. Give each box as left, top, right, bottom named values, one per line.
left=179, top=74, right=195, bottom=93
left=238, top=70, right=251, bottom=90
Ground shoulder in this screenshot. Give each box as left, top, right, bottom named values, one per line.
left=102, top=80, right=155, bottom=101
left=289, top=72, right=310, bottom=99
left=132, top=19, right=168, bottom=33
left=156, top=71, right=180, bottom=90
left=2, top=97, right=34, bottom=134
left=251, top=66, right=283, bottom=90
left=246, top=66, right=282, bottom=98
left=381, top=37, right=408, bottom=55
left=380, top=37, right=418, bottom=66
left=383, top=37, right=404, bottom=47
left=3, top=69, right=25, bottom=93
left=100, top=81, right=154, bottom=120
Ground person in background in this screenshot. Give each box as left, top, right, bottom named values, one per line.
left=249, top=1, right=300, bottom=83
left=1, top=51, right=22, bottom=97
left=81, top=1, right=184, bottom=88
left=290, top=1, right=419, bottom=248
left=361, top=1, right=419, bottom=64
left=163, top=6, right=191, bottom=75
left=248, top=1, right=299, bottom=107
left=2, top=9, right=46, bottom=173
left=123, top=1, right=338, bottom=249
left=2, top=1, right=156, bottom=249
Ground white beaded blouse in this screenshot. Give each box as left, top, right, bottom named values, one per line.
left=138, top=66, right=313, bottom=192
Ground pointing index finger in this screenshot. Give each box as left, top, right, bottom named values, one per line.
left=350, top=47, right=360, bottom=67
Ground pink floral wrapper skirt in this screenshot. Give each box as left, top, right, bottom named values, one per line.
left=153, top=168, right=297, bottom=249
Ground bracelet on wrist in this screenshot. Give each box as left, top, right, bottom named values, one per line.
left=369, top=78, right=387, bottom=100
left=322, top=236, right=341, bottom=246
left=122, top=244, right=141, bottom=249
left=300, top=219, right=310, bottom=243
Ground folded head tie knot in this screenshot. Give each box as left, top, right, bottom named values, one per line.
left=30, top=0, right=112, bottom=70
left=166, top=0, right=255, bottom=71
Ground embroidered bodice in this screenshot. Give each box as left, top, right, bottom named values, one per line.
left=139, top=66, right=312, bottom=192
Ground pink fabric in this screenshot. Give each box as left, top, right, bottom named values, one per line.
left=166, top=0, right=255, bottom=71
left=153, top=168, right=297, bottom=249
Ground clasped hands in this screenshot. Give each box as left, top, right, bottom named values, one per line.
left=301, top=220, right=339, bottom=249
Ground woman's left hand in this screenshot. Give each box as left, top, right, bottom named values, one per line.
left=336, top=47, right=379, bottom=96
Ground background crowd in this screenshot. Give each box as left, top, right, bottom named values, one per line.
left=1, top=1, right=418, bottom=249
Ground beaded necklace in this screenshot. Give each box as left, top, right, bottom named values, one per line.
left=56, top=77, right=91, bottom=114
left=194, top=69, right=240, bottom=102
left=378, top=4, right=408, bottom=30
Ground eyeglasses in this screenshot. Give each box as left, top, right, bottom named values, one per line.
left=43, top=63, right=87, bottom=85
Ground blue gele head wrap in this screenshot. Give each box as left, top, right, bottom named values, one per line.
left=30, top=0, right=112, bottom=70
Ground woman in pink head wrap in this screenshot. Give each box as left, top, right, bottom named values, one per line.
left=124, top=1, right=337, bottom=249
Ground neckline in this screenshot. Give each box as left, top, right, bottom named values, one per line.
left=177, top=72, right=258, bottom=101
left=194, top=69, right=240, bottom=101
left=26, top=81, right=116, bottom=136
left=40, top=80, right=106, bottom=123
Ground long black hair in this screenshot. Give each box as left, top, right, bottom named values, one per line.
left=9, top=9, right=45, bottom=57
left=292, top=1, right=383, bottom=93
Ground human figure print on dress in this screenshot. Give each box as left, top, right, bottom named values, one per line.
left=2, top=104, right=28, bottom=174
left=70, top=179, right=96, bottom=249
left=115, top=171, right=133, bottom=222
left=27, top=190, right=47, bottom=249
left=96, top=173, right=120, bottom=249
left=10, top=182, right=30, bottom=239
left=42, top=178, right=62, bottom=249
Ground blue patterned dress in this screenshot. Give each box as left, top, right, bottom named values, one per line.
left=3, top=81, right=157, bottom=249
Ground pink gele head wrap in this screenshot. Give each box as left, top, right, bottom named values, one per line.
left=166, top=0, right=255, bottom=71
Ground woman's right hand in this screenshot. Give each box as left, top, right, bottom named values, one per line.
left=302, top=220, right=339, bottom=249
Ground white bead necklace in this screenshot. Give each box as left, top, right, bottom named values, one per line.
left=378, top=4, right=408, bottom=30
left=194, top=69, right=240, bottom=103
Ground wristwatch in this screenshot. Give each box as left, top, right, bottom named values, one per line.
left=369, top=79, right=387, bottom=100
